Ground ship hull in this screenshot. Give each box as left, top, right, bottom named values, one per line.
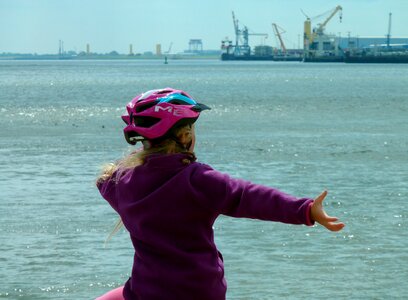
left=221, top=53, right=302, bottom=62
left=272, top=56, right=303, bottom=62
left=303, top=56, right=344, bottom=63
left=345, top=55, right=408, bottom=63
left=221, top=53, right=274, bottom=61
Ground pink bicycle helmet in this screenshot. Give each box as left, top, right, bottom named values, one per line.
left=122, top=88, right=210, bottom=145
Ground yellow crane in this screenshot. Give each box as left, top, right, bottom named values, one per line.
left=304, top=5, right=342, bottom=45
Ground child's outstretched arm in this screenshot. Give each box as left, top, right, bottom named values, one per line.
left=310, top=191, right=345, bottom=231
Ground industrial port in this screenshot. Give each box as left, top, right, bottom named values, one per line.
left=221, top=6, right=408, bottom=63
left=2, top=5, right=407, bottom=63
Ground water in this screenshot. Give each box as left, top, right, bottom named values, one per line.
left=0, top=59, right=407, bottom=299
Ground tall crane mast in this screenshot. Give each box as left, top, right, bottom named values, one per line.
left=272, top=23, right=287, bottom=54
left=231, top=11, right=268, bottom=55
left=386, top=12, right=392, bottom=48
left=232, top=11, right=240, bottom=48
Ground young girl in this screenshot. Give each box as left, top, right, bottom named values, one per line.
left=95, top=88, right=344, bottom=300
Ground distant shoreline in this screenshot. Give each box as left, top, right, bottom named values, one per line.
left=0, top=54, right=221, bottom=61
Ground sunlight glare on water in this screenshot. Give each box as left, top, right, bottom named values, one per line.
left=0, top=60, right=407, bottom=299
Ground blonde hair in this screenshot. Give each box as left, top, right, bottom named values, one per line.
left=97, top=124, right=195, bottom=244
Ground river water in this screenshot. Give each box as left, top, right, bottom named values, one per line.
left=0, top=59, right=407, bottom=299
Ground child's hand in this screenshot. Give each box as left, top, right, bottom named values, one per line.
left=311, top=191, right=345, bottom=231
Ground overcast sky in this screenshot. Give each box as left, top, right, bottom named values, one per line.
left=1, top=0, right=407, bottom=54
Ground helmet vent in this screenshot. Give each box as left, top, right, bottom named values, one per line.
left=133, top=116, right=160, bottom=128
left=168, top=99, right=189, bottom=105
left=135, top=100, right=159, bottom=113
left=157, top=89, right=172, bottom=94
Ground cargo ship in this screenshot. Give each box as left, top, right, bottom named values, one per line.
left=221, top=43, right=274, bottom=61
left=221, top=44, right=302, bottom=61
left=303, top=6, right=344, bottom=62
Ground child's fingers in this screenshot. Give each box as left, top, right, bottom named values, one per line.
left=314, top=190, right=328, bottom=204
left=326, top=222, right=345, bottom=232
left=325, top=216, right=339, bottom=222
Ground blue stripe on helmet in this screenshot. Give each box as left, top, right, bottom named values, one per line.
left=157, top=94, right=197, bottom=105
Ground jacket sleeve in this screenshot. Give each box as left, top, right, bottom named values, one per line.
left=96, top=174, right=119, bottom=213
left=190, top=164, right=314, bottom=226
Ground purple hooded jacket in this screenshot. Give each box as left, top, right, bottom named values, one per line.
left=97, top=153, right=314, bottom=300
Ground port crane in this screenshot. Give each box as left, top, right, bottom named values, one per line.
left=231, top=11, right=268, bottom=56
left=303, top=5, right=342, bottom=45
left=302, top=5, right=343, bottom=61
left=271, top=23, right=287, bottom=54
